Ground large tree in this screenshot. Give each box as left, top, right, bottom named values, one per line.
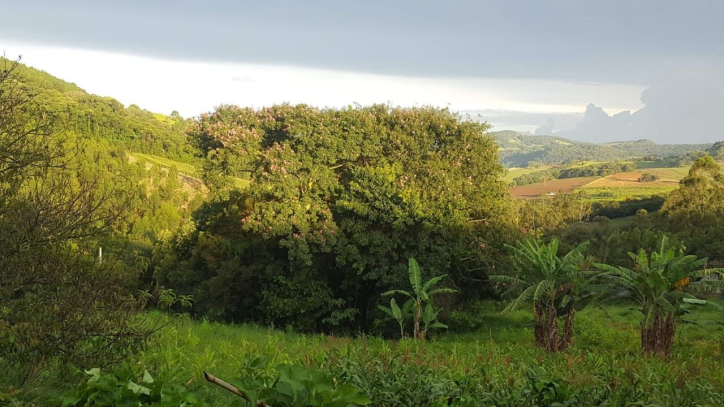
left=160, top=104, right=515, bottom=330
left=0, top=58, right=144, bottom=379
left=659, top=156, right=724, bottom=264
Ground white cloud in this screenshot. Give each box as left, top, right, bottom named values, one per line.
left=2, top=41, right=644, bottom=121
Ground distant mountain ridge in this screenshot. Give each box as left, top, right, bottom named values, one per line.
left=491, top=131, right=712, bottom=167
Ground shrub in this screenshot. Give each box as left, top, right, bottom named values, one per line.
left=638, top=173, right=660, bottom=182
left=61, top=365, right=206, bottom=406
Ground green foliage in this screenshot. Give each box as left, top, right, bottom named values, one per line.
left=377, top=298, right=413, bottom=339
left=594, top=236, right=723, bottom=356
left=589, top=195, right=665, bottom=219
left=516, top=192, right=591, bottom=235
left=230, top=357, right=371, bottom=407
left=658, top=156, right=724, bottom=263
left=509, top=162, right=637, bottom=187
left=637, top=172, right=660, bottom=182
left=381, top=258, right=455, bottom=339
left=0, top=58, right=151, bottom=377
left=161, top=104, right=515, bottom=330
left=709, top=140, right=724, bottom=160
left=491, top=238, right=595, bottom=351
left=1, top=57, right=196, bottom=161
left=31, top=308, right=724, bottom=406
left=492, top=131, right=709, bottom=168
left=259, top=277, right=352, bottom=332
left=61, top=365, right=207, bottom=406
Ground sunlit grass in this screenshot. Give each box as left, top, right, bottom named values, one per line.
left=132, top=152, right=198, bottom=176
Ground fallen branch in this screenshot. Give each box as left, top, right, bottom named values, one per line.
left=203, top=371, right=271, bottom=407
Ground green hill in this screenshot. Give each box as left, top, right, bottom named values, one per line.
left=3, top=57, right=196, bottom=161
left=492, top=131, right=712, bottom=167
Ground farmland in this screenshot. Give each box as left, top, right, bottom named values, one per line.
left=506, top=160, right=724, bottom=201
left=509, top=176, right=598, bottom=198
left=506, top=163, right=705, bottom=200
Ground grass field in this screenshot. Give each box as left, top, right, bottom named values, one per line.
left=12, top=301, right=724, bottom=405
left=132, top=153, right=199, bottom=176
left=131, top=153, right=250, bottom=190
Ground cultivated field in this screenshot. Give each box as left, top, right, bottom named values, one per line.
left=507, top=163, right=707, bottom=200
left=509, top=176, right=599, bottom=198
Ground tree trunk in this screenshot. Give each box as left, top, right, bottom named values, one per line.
left=641, top=310, right=676, bottom=357
left=534, top=302, right=560, bottom=352
left=413, top=303, right=421, bottom=340
left=559, top=307, right=575, bottom=351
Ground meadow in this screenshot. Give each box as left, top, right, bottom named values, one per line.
left=12, top=301, right=724, bottom=406
left=131, top=153, right=199, bottom=176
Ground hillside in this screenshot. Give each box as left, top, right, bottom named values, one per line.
left=492, top=131, right=712, bottom=167
left=604, top=139, right=711, bottom=157
left=3, top=57, right=196, bottom=161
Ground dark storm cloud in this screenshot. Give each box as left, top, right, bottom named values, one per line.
left=2, top=0, right=723, bottom=84
left=549, top=73, right=724, bottom=143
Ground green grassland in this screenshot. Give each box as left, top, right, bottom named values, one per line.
left=15, top=302, right=724, bottom=406
left=132, top=152, right=250, bottom=189
left=132, top=153, right=199, bottom=176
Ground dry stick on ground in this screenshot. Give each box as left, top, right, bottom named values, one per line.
left=203, top=371, right=271, bottom=407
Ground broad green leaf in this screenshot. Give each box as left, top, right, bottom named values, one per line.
left=408, top=258, right=422, bottom=290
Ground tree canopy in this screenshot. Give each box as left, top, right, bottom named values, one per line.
left=159, top=104, right=517, bottom=330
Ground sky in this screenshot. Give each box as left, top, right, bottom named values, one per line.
left=1, top=0, right=723, bottom=142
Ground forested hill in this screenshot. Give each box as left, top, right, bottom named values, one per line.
left=492, top=130, right=712, bottom=167
left=2, top=57, right=195, bottom=161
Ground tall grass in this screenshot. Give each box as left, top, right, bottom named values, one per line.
left=6, top=302, right=724, bottom=405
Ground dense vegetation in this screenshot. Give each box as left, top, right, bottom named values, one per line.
left=3, top=59, right=724, bottom=406
left=158, top=103, right=515, bottom=331
left=0, top=58, right=202, bottom=383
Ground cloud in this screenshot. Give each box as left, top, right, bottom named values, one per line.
left=1, top=1, right=723, bottom=84
left=231, top=76, right=256, bottom=83
left=464, top=110, right=583, bottom=134
left=550, top=73, right=724, bottom=143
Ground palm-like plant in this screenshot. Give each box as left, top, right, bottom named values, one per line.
left=378, top=298, right=413, bottom=339
left=490, top=238, right=592, bottom=352
left=594, top=236, right=722, bottom=357
left=382, top=258, right=456, bottom=340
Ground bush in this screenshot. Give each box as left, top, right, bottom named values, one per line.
left=638, top=173, right=660, bottom=182
left=60, top=365, right=207, bottom=406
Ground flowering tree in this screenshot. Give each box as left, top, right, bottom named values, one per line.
left=162, top=104, right=516, bottom=330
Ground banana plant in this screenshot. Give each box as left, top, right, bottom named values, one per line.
left=382, top=258, right=456, bottom=340
left=378, top=298, right=413, bottom=339
left=595, top=236, right=723, bottom=357
left=489, top=238, right=593, bottom=352
left=420, top=303, right=448, bottom=341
